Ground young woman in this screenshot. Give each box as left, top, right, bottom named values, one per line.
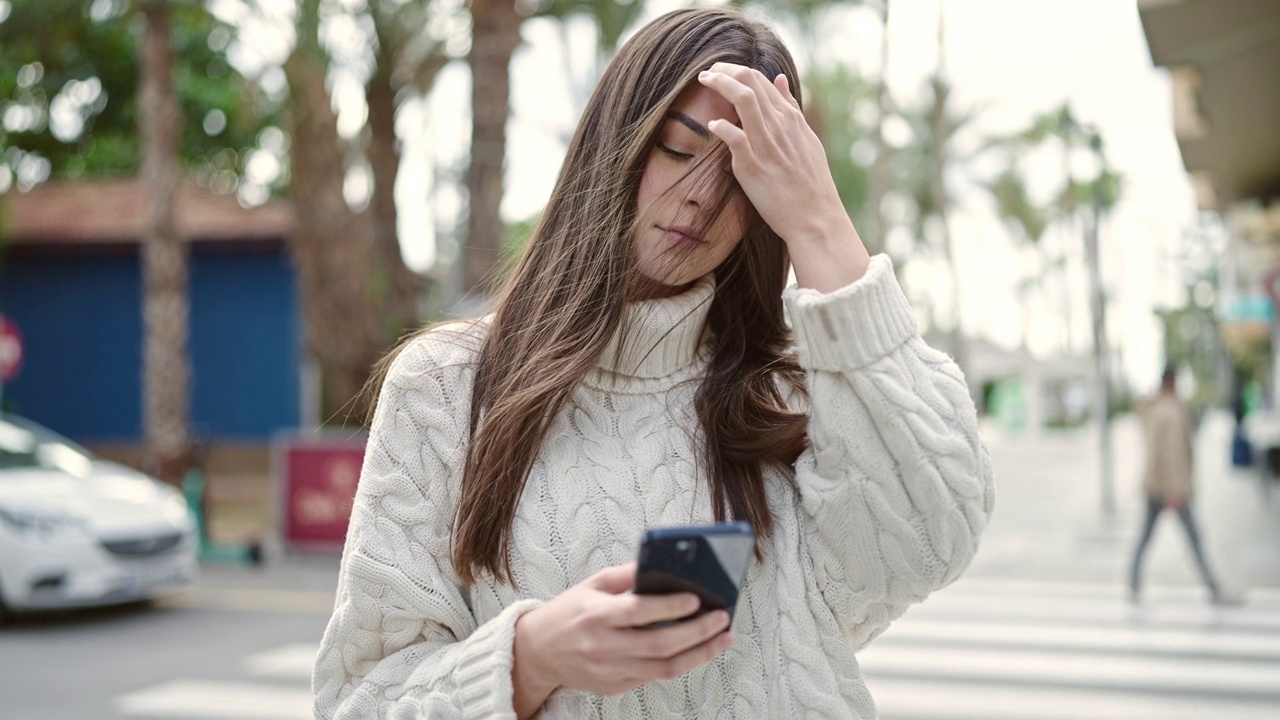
left=313, top=7, right=994, bottom=719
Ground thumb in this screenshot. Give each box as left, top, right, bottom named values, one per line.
left=586, top=562, right=637, bottom=594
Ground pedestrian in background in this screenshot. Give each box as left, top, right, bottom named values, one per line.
left=1129, top=363, right=1232, bottom=604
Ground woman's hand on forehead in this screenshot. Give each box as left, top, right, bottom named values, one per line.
left=696, top=62, right=840, bottom=243
left=698, top=61, right=871, bottom=290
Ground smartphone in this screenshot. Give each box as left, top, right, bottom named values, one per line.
left=634, top=521, right=755, bottom=626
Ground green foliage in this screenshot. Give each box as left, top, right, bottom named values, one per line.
left=803, top=65, right=873, bottom=232
left=1156, top=304, right=1224, bottom=408
left=884, top=75, right=982, bottom=256
left=989, top=166, right=1047, bottom=243
left=1013, top=104, right=1124, bottom=218
left=1089, top=167, right=1123, bottom=211
left=536, top=0, right=647, bottom=53
left=502, top=213, right=540, bottom=269
left=0, top=0, right=277, bottom=189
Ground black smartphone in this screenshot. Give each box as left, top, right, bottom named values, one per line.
left=634, top=521, right=755, bottom=625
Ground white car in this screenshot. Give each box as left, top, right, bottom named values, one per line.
left=0, top=413, right=198, bottom=619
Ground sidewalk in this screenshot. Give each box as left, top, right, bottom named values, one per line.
left=969, top=408, right=1280, bottom=592
left=198, top=409, right=1280, bottom=595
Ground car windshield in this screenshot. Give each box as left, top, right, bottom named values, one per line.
left=0, top=415, right=95, bottom=478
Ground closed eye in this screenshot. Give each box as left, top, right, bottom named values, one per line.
left=656, top=143, right=693, bottom=161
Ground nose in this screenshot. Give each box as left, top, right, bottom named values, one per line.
left=681, top=165, right=723, bottom=211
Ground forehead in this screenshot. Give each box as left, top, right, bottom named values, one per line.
left=668, top=83, right=740, bottom=127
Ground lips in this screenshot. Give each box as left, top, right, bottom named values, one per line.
left=659, top=225, right=706, bottom=244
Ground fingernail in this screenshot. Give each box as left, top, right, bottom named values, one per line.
left=685, top=596, right=701, bottom=611
left=719, top=632, right=734, bottom=648
left=699, top=70, right=710, bottom=79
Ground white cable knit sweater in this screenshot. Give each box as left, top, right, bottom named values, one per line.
left=312, top=254, right=995, bottom=719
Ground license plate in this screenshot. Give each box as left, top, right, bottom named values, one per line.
left=121, top=560, right=189, bottom=590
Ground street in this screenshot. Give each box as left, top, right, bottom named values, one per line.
left=0, top=587, right=330, bottom=720
left=2, top=410, right=1278, bottom=719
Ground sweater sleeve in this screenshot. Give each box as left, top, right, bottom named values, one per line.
left=782, top=254, right=995, bottom=651
left=311, top=330, right=544, bottom=720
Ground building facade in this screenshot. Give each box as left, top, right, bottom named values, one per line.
left=0, top=178, right=302, bottom=445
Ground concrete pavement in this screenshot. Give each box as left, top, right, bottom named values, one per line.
left=970, top=408, right=1280, bottom=593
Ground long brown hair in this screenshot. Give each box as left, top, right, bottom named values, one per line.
left=375, top=7, right=810, bottom=586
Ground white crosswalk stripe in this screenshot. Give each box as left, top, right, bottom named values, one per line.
left=113, top=579, right=1280, bottom=719
left=113, top=645, right=316, bottom=719
left=863, top=578, right=1280, bottom=720
left=113, top=681, right=313, bottom=720
left=243, top=643, right=320, bottom=681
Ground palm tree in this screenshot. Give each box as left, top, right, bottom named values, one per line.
left=1015, top=104, right=1099, bottom=353
left=1008, top=105, right=1123, bottom=513
left=284, top=0, right=383, bottom=421
left=464, top=0, right=524, bottom=301
left=137, top=0, right=191, bottom=485
left=987, top=164, right=1049, bottom=352
left=1079, top=137, right=1122, bottom=515
left=273, top=0, right=461, bottom=422
left=366, top=0, right=450, bottom=340
left=890, top=67, right=978, bottom=375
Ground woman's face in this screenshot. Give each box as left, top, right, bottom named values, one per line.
left=632, top=83, right=749, bottom=296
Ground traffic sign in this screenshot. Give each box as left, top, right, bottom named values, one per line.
left=273, top=434, right=367, bottom=552
left=0, top=315, right=22, bottom=384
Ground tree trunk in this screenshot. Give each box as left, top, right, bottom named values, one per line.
left=366, top=54, right=420, bottom=339
left=928, top=75, right=966, bottom=379
left=137, top=0, right=191, bottom=485
left=284, top=0, right=381, bottom=424
left=1085, top=203, right=1115, bottom=515
left=865, top=1, right=892, bottom=258
left=464, top=0, right=522, bottom=300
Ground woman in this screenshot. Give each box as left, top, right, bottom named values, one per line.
left=313, top=7, right=994, bottom=719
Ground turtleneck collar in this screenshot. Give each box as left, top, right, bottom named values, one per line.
left=594, top=274, right=715, bottom=380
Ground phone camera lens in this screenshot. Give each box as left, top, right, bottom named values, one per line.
left=676, top=539, right=696, bottom=562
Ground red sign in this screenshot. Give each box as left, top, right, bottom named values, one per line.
left=276, top=437, right=366, bottom=551
left=0, top=315, right=22, bottom=384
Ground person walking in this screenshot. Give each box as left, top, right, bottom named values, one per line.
left=1129, top=364, right=1230, bottom=604
left=312, top=7, right=995, bottom=719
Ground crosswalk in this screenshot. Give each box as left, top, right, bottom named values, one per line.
left=113, top=579, right=1280, bottom=719
left=862, top=578, right=1280, bottom=719
left=113, top=643, right=316, bottom=719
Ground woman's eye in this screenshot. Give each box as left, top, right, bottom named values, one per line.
left=656, top=143, right=693, bottom=161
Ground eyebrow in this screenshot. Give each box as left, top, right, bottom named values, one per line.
left=667, top=111, right=711, bottom=139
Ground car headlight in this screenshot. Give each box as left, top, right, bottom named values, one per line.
left=0, top=507, right=90, bottom=541
left=163, top=493, right=195, bottom=527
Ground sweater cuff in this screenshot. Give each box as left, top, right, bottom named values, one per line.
left=783, top=254, right=917, bottom=371
left=455, top=598, right=545, bottom=720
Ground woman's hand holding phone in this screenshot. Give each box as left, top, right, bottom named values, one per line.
left=512, top=563, right=733, bottom=718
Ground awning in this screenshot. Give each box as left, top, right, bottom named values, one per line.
left=1138, top=0, right=1280, bottom=209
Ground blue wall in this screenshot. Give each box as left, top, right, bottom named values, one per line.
left=0, top=247, right=300, bottom=443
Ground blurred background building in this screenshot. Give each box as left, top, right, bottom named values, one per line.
left=1139, top=0, right=1280, bottom=416
left=1, top=178, right=301, bottom=470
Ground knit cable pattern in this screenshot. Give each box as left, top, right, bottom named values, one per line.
left=312, top=255, right=995, bottom=719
